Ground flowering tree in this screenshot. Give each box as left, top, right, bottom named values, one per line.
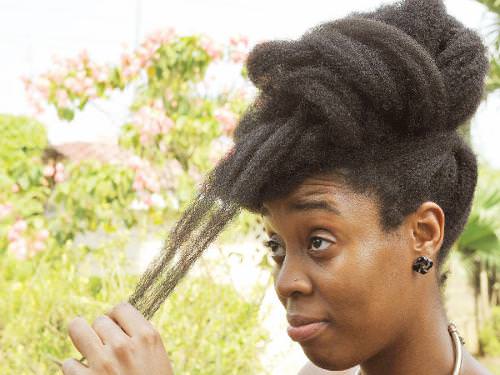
left=12, top=28, right=259, bottom=259
left=0, top=30, right=273, bottom=375
left=0, top=115, right=53, bottom=259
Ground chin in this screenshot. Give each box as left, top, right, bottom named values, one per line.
left=300, top=335, right=357, bottom=371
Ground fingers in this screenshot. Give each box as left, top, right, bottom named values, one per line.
left=107, top=302, right=155, bottom=338
left=67, top=317, right=103, bottom=366
left=61, top=358, right=92, bottom=375
left=92, top=315, right=130, bottom=344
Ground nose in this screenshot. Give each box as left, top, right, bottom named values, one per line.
left=274, top=253, right=312, bottom=300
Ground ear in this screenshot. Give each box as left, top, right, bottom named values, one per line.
left=409, top=201, right=445, bottom=258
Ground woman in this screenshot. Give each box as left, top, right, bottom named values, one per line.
left=61, top=0, right=493, bottom=373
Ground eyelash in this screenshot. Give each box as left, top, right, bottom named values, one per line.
left=262, top=236, right=334, bottom=259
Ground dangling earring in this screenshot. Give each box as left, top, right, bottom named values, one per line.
left=412, top=255, right=433, bottom=274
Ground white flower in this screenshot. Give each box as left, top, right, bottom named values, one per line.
left=151, top=193, right=166, bottom=209
left=130, top=199, right=149, bottom=211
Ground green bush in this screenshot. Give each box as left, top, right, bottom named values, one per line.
left=49, top=161, right=137, bottom=242
left=0, top=114, right=47, bottom=170
left=0, top=241, right=270, bottom=375
left=0, top=114, right=48, bottom=194
left=479, top=306, right=500, bottom=356
left=0, top=114, right=51, bottom=255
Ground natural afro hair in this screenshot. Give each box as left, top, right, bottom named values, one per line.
left=128, top=0, right=489, bottom=319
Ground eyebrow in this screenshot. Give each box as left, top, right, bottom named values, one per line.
left=260, top=198, right=341, bottom=217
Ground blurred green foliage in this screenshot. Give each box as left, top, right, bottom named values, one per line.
left=476, top=0, right=500, bottom=92
left=0, top=240, right=270, bottom=375
left=480, top=306, right=500, bottom=356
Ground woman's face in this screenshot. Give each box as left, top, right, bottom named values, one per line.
left=261, top=174, right=421, bottom=370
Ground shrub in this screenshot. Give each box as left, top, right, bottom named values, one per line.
left=479, top=306, right=500, bottom=356
left=0, top=241, right=270, bottom=375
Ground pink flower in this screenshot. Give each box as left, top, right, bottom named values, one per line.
left=13, top=219, right=28, bottom=232
left=78, top=49, right=89, bottom=63
left=143, top=195, right=153, bottom=208
left=209, top=135, right=235, bottom=164
left=20, top=75, right=31, bottom=88
left=152, top=99, right=163, bottom=110
left=164, top=89, right=174, bottom=101
left=240, top=35, right=249, bottom=48
left=144, top=177, right=160, bottom=193
left=215, top=107, right=237, bottom=134
left=147, top=28, right=175, bottom=46
left=133, top=179, right=144, bottom=191
left=36, top=229, right=50, bottom=241
left=230, top=50, right=248, bottom=64
left=121, top=52, right=132, bottom=68
left=0, top=203, right=13, bottom=219
left=47, top=66, right=67, bottom=85
left=85, top=86, right=98, bottom=99
left=64, top=76, right=78, bottom=91
left=199, top=35, right=223, bottom=61
left=54, top=172, right=65, bottom=183
left=128, top=156, right=143, bottom=170
left=83, top=77, right=93, bottom=88
left=139, top=133, right=150, bottom=145
left=8, top=239, right=28, bottom=260
left=12, top=184, right=20, bottom=193
left=76, top=70, right=86, bottom=81
left=43, top=165, right=55, bottom=177
left=95, top=66, right=110, bottom=82
left=55, top=162, right=64, bottom=173
left=7, top=228, right=21, bottom=242
left=34, top=76, right=51, bottom=97
left=55, top=89, right=70, bottom=108
left=229, top=35, right=249, bottom=48
left=33, top=240, right=46, bottom=252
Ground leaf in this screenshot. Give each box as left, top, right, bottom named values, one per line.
left=57, top=107, right=75, bottom=121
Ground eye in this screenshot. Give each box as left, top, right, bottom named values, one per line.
left=308, top=236, right=334, bottom=253
left=262, top=239, right=285, bottom=258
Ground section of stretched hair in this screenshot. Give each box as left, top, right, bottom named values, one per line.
left=127, top=108, right=306, bottom=317
left=127, top=189, right=220, bottom=315
left=132, top=199, right=241, bottom=319
left=126, top=119, right=283, bottom=316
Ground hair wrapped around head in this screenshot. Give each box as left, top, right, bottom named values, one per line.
left=128, top=0, right=489, bottom=318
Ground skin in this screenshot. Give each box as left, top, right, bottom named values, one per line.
left=261, top=174, right=492, bottom=375
left=62, top=302, right=173, bottom=375
left=62, top=173, right=491, bottom=375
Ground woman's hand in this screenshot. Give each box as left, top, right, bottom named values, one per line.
left=62, top=302, right=174, bottom=375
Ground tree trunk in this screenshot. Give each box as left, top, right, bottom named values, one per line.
left=474, top=257, right=484, bottom=356
left=479, top=259, right=491, bottom=322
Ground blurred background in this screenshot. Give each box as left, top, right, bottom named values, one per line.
left=0, top=0, right=499, bottom=374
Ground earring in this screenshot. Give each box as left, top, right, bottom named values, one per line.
left=412, top=255, right=433, bottom=274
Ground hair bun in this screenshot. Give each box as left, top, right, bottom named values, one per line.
left=242, top=0, right=489, bottom=145
left=365, top=0, right=490, bottom=131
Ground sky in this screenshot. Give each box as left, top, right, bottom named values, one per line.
left=0, top=0, right=498, bottom=167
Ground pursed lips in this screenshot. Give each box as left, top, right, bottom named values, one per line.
left=286, top=313, right=330, bottom=342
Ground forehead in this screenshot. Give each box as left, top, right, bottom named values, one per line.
left=260, top=175, right=375, bottom=219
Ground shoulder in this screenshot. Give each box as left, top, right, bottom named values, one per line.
left=297, top=361, right=359, bottom=375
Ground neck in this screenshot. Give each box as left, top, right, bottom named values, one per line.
left=359, top=291, right=457, bottom=375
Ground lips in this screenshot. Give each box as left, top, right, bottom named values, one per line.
left=286, top=314, right=330, bottom=342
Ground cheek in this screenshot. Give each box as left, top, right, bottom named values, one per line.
left=318, top=237, right=409, bottom=337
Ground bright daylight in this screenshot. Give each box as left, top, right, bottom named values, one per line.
left=0, top=0, right=499, bottom=374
